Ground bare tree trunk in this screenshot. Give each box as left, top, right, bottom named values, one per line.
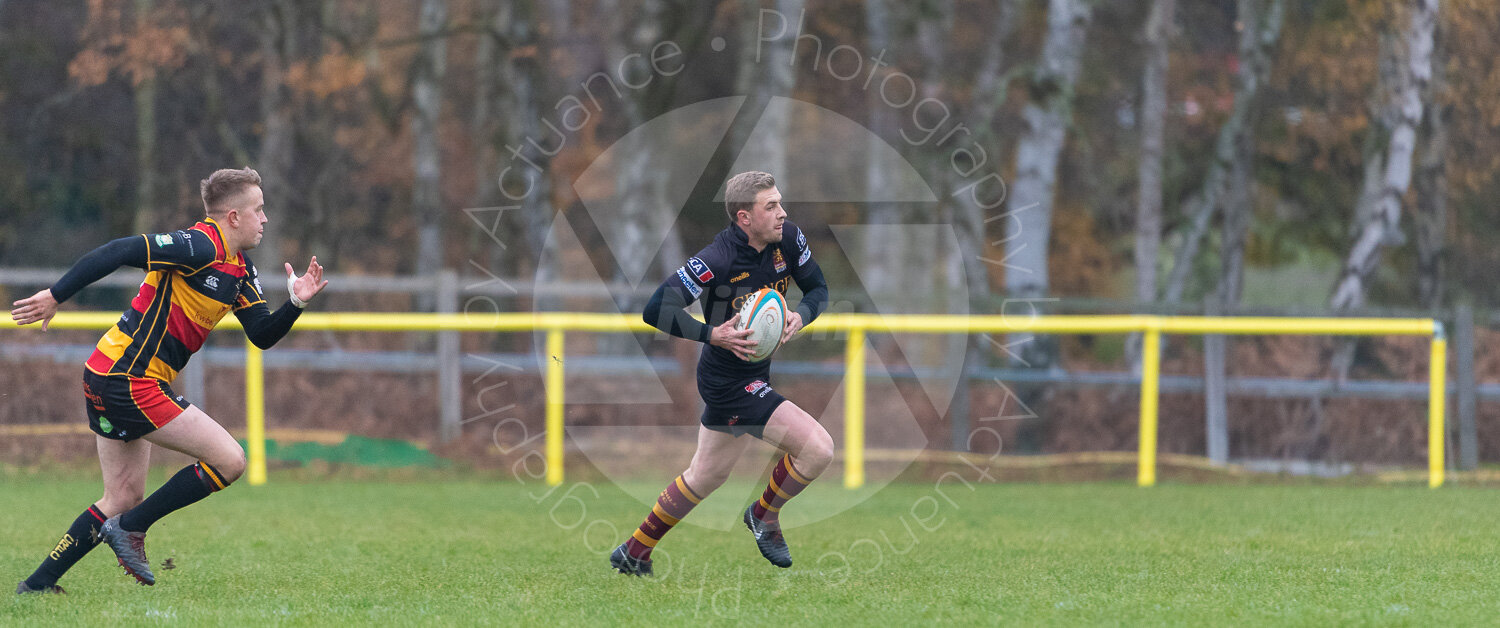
left=733, top=0, right=802, bottom=177
left=951, top=0, right=1020, bottom=451
left=1004, top=0, right=1092, bottom=453
left=1414, top=13, right=1448, bottom=310
left=255, top=0, right=294, bottom=270
left=413, top=0, right=448, bottom=310
left=603, top=0, right=670, bottom=297
left=1005, top=0, right=1092, bottom=304
left=131, top=0, right=158, bottom=235
left=470, top=0, right=501, bottom=218
left=1205, top=0, right=1283, bottom=464
left=1126, top=0, right=1174, bottom=374
left=1162, top=0, right=1284, bottom=305
left=1134, top=0, right=1173, bottom=307
left=861, top=0, right=903, bottom=303
left=1330, top=0, right=1439, bottom=311
left=499, top=1, right=557, bottom=310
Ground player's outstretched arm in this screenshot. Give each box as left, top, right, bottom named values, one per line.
left=11, top=236, right=153, bottom=331
left=236, top=257, right=327, bottom=350
left=10, top=289, right=59, bottom=330
left=286, top=256, right=328, bottom=307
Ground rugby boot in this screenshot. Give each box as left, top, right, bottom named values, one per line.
left=100, top=516, right=154, bottom=585
left=610, top=543, right=653, bottom=576
left=743, top=505, right=792, bottom=568
left=16, top=581, right=65, bottom=594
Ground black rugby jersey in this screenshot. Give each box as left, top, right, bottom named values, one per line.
left=644, top=221, right=828, bottom=380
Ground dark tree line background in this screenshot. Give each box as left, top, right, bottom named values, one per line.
left=4, top=0, right=1500, bottom=466
left=1, top=0, right=1498, bottom=313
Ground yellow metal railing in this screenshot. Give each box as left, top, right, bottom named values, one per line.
left=3, top=312, right=1447, bottom=488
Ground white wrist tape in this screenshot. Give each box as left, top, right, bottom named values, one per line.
left=288, top=273, right=309, bottom=309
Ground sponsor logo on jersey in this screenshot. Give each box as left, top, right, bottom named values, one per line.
left=744, top=380, right=767, bottom=394
left=798, top=245, right=812, bottom=266
left=730, top=277, right=791, bottom=311
left=155, top=234, right=173, bottom=247
left=677, top=267, right=702, bottom=298
left=772, top=249, right=787, bottom=273
left=204, top=275, right=220, bottom=290
left=687, top=256, right=714, bottom=282
left=796, top=230, right=806, bottom=251
left=730, top=271, right=750, bottom=283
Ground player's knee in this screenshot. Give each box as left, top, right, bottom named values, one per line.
left=683, top=464, right=731, bottom=495
left=208, top=446, right=246, bottom=485
left=99, top=484, right=144, bottom=514
left=801, top=427, right=836, bottom=477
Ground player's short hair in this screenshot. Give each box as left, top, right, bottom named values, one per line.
left=724, top=171, right=776, bottom=222
left=200, top=167, right=262, bottom=216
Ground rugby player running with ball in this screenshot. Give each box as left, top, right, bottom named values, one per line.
left=612, top=171, right=831, bottom=575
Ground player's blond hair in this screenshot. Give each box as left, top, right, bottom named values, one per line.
left=724, top=171, right=776, bottom=222
left=200, top=167, right=262, bottom=216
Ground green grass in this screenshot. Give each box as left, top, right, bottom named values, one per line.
left=4, top=474, right=1500, bottom=625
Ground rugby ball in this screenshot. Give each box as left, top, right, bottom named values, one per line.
left=736, top=288, right=786, bottom=363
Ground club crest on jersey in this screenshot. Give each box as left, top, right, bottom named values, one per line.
left=772, top=248, right=787, bottom=273
left=687, top=256, right=713, bottom=282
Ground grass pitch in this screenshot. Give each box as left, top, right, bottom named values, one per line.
left=4, top=472, right=1500, bottom=625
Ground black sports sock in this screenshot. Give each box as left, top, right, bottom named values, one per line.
left=24, top=505, right=107, bottom=589
left=118, top=462, right=226, bottom=533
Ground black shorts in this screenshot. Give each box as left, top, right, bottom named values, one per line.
left=698, top=374, right=787, bottom=438
left=83, top=370, right=191, bottom=442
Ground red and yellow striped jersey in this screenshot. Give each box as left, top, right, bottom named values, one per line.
left=85, top=218, right=267, bottom=383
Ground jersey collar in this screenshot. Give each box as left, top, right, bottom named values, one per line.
left=199, top=217, right=240, bottom=263
left=728, top=223, right=769, bottom=255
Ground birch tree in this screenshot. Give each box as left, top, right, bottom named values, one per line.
left=1203, top=0, right=1284, bottom=464
left=1414, top=12, right=1448, bottom=309
left=1134, top=0, right=1173, bottom=308
left=1004, top=0, right=1092, bottom=360
left=1162, top=0, right=1284, bottom=304
left=1003, top=0, right=1093, bottom=452
left=1330, top=0, right=1439, bottom=311
left=412, top=0, right=448, bottom=308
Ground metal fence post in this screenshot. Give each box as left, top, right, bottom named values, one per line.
left=1455, top=305, right=1478, bottom=470
left=1429, top=325, right=1447, bottom=488
left=245, top=340, right=267, bottom=486
left=1203, top=303, right=1229, bottom=465
left=844, top=326, right=867, bottom=489
left=436, top=270, right=460, bottom=443
left=1138, top=322, right=1162, bottom=487
left=545, top=327, right=565, bottom=486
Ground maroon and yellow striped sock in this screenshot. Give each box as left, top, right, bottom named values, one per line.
left=624, top=475, right=702, bottom=560
left=750, top=455, right=814, bottom=523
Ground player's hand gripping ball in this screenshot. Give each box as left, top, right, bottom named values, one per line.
left=736, top=288, right=786, bottom=363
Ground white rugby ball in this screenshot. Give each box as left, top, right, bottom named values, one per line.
left=736, top=288, right=786, bottom=363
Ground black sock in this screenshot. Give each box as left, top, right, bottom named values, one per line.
left=118, top=462, right=225, bottom=533
left=24, top=505, right=107, bottom=589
